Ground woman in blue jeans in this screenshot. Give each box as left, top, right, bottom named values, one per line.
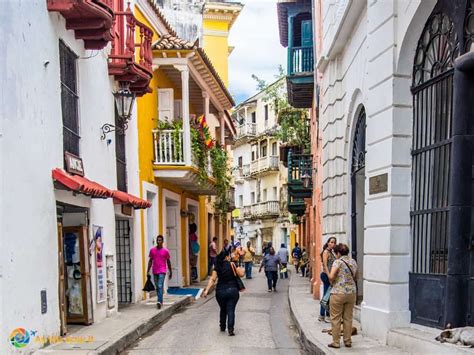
left=319, top=237, right=336, bottom=322
left=203, top=251, right=244, bottom=336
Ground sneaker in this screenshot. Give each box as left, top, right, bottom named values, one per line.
left=318, top=316, right=325, bottom=322
left=228, top=330, right=235, bottom=336
left=268, top=289, right=272, bottom=292
left=157, top=302, right=162, bottom=310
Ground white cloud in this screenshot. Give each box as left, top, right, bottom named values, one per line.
left=228, top=0, right=286, bottom=103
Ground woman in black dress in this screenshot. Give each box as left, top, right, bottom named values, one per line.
left=203, top=251, right=244, bottom=336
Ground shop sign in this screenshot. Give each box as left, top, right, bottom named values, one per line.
left=65, top=152, right=84, bottom=176
left=92, top=226, right=105, bottom=303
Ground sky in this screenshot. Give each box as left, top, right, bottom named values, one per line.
left=228, top=0, right=286, bottom=104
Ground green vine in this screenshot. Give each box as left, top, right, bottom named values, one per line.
left=210, top=144, right=232, bottom=217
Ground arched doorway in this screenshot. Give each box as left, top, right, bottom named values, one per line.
left=351, top=106, right=366, bottom=304
left=409, top=0, right=474, bottom=328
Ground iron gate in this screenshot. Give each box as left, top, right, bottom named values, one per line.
left=116, top=220, right=132, bottom=304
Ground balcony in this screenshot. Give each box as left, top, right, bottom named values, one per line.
left=242, top=164, right=251, bottom=178
left=250, top=201, right=280, bottom=219
left=242, top=205, right=252, bottom=218
left=287, top=153, right=312, bottom=199
left=234, top=122, right=257, bottom=146
left=288, top=195, right=306, bottom=216
left=287, top=45, right=314, bottom=108
left=47, top=0, right=114, bottom=49
left=232, top=166, right=244, bottom=183
left=152, top=129, right=217, bottom=195
left=108, top=5, right=153, bottom=97
left=250, top=156, right=279, bottom=177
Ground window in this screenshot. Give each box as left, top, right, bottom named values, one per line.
left=261, top=143, right=267, bottom=158
left=264, top=105, right=269, bottom=122
left=272, top=142, right=277, bottom=156
left=251, top=145, right=258, bottom=161
left=115, top=107, right=127, bottom=192
left=251, top=111, right=256, bottom=123
left=238, top=156, right=243, bottom=167
left=239, top=195, right=243, bottom=208
left=251, top=192, right=255, bottom=204
left=59, top=40, right=80, bottom=158
left=263, top=188, right=267, bottom=202
left=273, top=187, right=278, bottom=200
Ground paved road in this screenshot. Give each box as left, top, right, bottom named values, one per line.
left=124, top=268, right=305, bottom=355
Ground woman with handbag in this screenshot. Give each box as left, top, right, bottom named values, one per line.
left=202, top=251, right=245, bottom=336
left=328, top=243, right=358, bottom=349
left=319, top=237, right=337, bottom=322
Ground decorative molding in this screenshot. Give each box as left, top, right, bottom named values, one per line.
left=203, top=29, right=229, bottom=37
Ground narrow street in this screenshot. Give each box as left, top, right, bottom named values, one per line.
left=124, top=269, right=305, bottom=355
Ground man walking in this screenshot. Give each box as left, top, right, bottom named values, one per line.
left=243, top=241, right=255, bottom=279
left=208, top=237, right=218, bottom=275
left=147, top=235, right=172, bottom=309
left=292, top=242, right=302, bottom=273
left=259, top=247, right=281, bottom=292
left=277, top=243, right=289, bottom=279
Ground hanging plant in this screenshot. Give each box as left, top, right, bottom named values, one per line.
left=190, top=124, right=209, bottom=183
left=210, top=144, right=232, bottom=218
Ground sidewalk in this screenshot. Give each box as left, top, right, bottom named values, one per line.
left=35, top=294, right=192, bottom=355
left=288, top=274, right=407, bottom=354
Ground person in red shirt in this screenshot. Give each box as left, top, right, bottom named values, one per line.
left=147, top=235, right=172, bottom=309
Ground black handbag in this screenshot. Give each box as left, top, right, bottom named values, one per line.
left=142, top=275, right=155, bottom=292
left=231, top=262, right=245, bottom=292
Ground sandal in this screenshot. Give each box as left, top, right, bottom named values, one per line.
left=344, top=343, right=352, bottom=348
left=328, top=343, right=340, bottom=349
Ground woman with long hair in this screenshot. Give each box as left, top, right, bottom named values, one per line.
left=319, top=236, right=336, bottom=322
left=203, top=251, right=244, bottom=336
left=328, top=243, right=358, bottom=348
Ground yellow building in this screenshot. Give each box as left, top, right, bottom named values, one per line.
left=134, top=1, right=237, bottom=288
left=203, top=1, right=243, bottom=87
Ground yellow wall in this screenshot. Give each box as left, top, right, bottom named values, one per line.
left=203, top=19, right=230, bottom=87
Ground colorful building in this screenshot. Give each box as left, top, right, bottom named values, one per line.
left=135, top=0, right=238, bottom=289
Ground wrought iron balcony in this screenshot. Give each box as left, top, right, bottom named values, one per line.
left=108, top=4, right=153, bottom=96
left=288, top=153, right=313, bottom=199
left=47, top=0, right=114, bottom=49
left=249, top=155, right=279, bottom=177
left=288, top=195, right=306, bottom=216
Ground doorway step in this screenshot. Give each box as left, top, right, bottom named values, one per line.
left=388, top=324, right=474, bottom=354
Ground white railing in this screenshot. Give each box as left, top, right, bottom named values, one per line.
left=153, top=129, right=185, bottom=165
left=243, top=205, right=252, bottom=217
left=250, top=160, right=259, bottom=174
left=242, top=164, right=250, bottom=177
left=250, top=155, right=279, bottom=175
left=248, top=201, right=280, bottom=217
left=237, top=122, right=257, bottom=138
left=269, top=155, right=279, bottom=169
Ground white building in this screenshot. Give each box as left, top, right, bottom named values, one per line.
left=232, top=82, right=291, bottom=254
left=1, top=1, right=154, bottom=352
left=315, top=0, right=474, bottom=344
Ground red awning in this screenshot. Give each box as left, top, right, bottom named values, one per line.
left=52, top=168, right=114, bottom=199
left=113, top=190, right=151, bottom=209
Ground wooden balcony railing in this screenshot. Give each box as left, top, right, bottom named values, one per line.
left=108, top=4, right=153, bottom=96
left=289, top=46, right=314, bottom=75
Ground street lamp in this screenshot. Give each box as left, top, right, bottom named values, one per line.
left=301, top=171, right=311, bottom=189
left=101, top=86, right=136, bottom=140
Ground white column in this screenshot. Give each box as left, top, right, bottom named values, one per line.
left=176, top=65, right=191, bottom=166
left=219, top=112, right=225, bottom=146
left=203, top=92, right=210, bottom=118
left=256, top=229, right=262, bottom=255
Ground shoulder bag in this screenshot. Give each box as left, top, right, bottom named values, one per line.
left=230, top=262, right=245, bottom=292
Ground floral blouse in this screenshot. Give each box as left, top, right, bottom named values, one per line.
left=330, top=255, right=357, bottom=294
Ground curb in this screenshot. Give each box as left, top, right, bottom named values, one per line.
left=287, top=277, right=327, bottom=355
left=98, top=295, right=193, bottom=355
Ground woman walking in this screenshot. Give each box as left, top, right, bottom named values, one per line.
left=259, top=246, right=281, bottom=292
left=319, top=237, right=336, bottom=322
left=328, top=243, right=358, bottom=349
left=202, top=251, right=244, bottom=336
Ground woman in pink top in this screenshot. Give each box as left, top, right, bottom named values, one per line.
left=147, top=235, right=172, bottom=309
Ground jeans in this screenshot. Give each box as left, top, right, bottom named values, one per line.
left=265, top=271, right=278, bottom=290
left=329, top=293, right=356, bottom=346
left=279, top=263, right=288, bottom=279
left=208, top=256, right=217, bottom=275
left=244, top=261, right=253, bottom=279
left=153, top=273, right=166, bottom=304
left=215, top=287, right=240, bottom=331
left=320, top=272, right=330, bottom=316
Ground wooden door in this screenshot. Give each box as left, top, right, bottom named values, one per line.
left=301, top=20, right=313, bottom=48
left=57, top=223, right=67, bottom=335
